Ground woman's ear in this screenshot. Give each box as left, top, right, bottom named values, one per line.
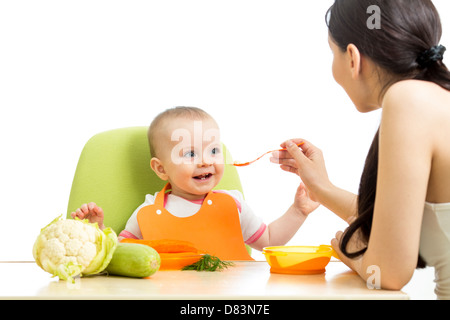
left=346, top=44, right=362, bottom=80
left=150, top=157, right=168, bottom=181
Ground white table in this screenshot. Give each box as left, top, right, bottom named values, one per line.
left=0, top=260, right=408, bottom=300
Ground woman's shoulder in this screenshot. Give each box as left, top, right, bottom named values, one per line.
left=385, top=80, right=447, bottom=106
left=381, top=80, right=450, bottom=150
left=383, top=80, right=449, bottom=119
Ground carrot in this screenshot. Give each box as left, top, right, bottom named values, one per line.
left=120, top=238, right=199, bottom=254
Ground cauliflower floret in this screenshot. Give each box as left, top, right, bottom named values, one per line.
left=65, top=238, right=83, bottom=256
left=41, top=238, right=66, bottom=264
left=33, top=216, right=117, bottom=282
left=37, top=220, right=99, bottom=267
left=77, top=242, right=97, bottom=267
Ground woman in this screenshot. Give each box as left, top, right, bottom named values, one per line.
left=271, top=0, right=450, bottom=299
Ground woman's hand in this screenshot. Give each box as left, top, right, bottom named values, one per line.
left=331, top=230, right=365, bottom=276
left=271, top=139, right=332, bottom=203
left=71, top=202, right=105, bottom=230
left=332, top=231, right=358, bottom=272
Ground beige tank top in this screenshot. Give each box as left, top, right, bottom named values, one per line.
left=419, top=202, right=450, bottom=300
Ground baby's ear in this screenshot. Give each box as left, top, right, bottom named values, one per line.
left=150, top=157, right=168, bottom=180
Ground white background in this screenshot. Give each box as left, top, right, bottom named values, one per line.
left=0, top=1, right=449, bottom=297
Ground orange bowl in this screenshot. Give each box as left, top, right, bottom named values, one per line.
left=262, top=245, right=337, bottom=275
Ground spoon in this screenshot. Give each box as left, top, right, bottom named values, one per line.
left=232, top=142, right=304, bottom=167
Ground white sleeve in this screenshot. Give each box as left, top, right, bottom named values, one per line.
left=222, top=190, right=265, bottom=243
left=119, top=193, right=157, bottom=239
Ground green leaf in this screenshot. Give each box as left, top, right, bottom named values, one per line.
left=182, top=254, right=234, bottom=272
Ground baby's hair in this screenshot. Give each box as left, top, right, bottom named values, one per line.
left=147, top=106, right=214, bottom=158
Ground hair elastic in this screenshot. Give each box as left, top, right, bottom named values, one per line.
left=417, top=45, right=446, bottom=68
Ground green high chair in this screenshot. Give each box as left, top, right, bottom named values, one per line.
left=66, top=126, right=245, bottom=238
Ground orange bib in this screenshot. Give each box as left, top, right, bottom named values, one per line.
left=137, top=183, right=253, bottom=261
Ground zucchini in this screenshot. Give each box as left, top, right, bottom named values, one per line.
left=106, top=243, right=161, bottom=278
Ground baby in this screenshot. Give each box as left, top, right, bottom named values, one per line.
left=72, top=107, right=318, bottom=254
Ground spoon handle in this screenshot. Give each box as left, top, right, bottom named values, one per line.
left=233, top=142, right=304, bottom=167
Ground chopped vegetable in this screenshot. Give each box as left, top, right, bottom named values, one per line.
left=32, top=215, right=117, bottom=282
left=182, top=254, right=234, bottom=272
left=120, top=238, right=199, bottom=254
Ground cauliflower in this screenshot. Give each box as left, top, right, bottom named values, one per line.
left=33, top=215, right=117, bottom=282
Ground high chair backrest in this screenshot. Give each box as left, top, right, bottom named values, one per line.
left=66, top=127, right=244, bottom=235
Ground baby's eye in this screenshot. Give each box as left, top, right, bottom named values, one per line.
left=211, top=147, right=221, bottom=155
left=183, top=150, right=197, bottom=158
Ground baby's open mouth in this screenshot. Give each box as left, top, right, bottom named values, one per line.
left=193, top=173, right=213, bottom=180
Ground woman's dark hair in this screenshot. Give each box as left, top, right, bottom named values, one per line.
left=326, top=0, right=450, bottom=269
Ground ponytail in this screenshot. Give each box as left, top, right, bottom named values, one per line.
left=415, top=45, right=450, bottom=91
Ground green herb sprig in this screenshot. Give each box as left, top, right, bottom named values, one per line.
left=182, top=254, right=234, bottom=271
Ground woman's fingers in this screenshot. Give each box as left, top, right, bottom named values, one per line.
left=272, top=138, right=330, bottom=204
left=285, top=140, right=308, bottom=164
left=279, top=164, right=300, bottom=175
left=272, top=139, right=317, bottom=163
left=270, top=153, right=298, bottom=166
left=279, top=138, right=305, bottom=149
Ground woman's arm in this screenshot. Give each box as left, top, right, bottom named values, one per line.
left=319, top=184, right=358, bottom=224
left=333, top=83, right=433, bottom=290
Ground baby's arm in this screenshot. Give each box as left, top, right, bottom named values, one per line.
left=71, top=201, right=144, bottom=241
left=250, top=183, right=319, bottom=251
left=71, top=202, right=105, bottom=230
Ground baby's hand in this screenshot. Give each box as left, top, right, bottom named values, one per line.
left=71, top=202, right=105, bottom=230
left=293, top=183, right=320, bottom=217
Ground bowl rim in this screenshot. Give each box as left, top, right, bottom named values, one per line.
left=262, top=245, right=333, bottom=255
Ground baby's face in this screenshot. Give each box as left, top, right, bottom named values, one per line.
left=157, top=117, right=225, bottom=200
